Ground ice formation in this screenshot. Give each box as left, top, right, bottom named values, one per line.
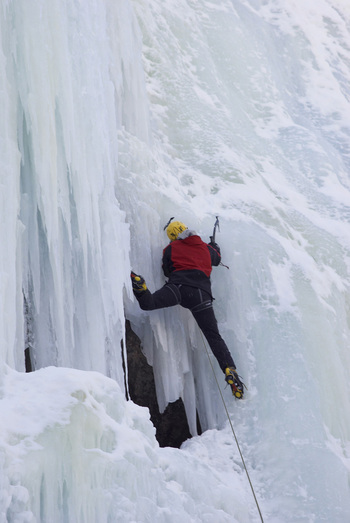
left=1, top=0, right=350, bottom=521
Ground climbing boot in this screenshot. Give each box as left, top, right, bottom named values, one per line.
left=225, top=367, right=244, bottom=399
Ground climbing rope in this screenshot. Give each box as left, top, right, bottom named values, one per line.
left=199, top=332, right=265, bottom=523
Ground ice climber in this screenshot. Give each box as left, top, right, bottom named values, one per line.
left=130, top=219, right=245, bottom=398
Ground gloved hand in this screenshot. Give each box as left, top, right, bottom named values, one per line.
left=130, top=271, right=147, bottom=293
left=209, top=241, right=220, bottom=254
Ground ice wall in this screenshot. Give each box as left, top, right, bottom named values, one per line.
left=1, top=0, right=350, bottom=521
left=124, top=0, right=350, bottom=519
left=1, top=1, right=137, bottom=383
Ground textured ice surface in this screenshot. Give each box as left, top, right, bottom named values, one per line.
left=0, top=0, right=350, bottom=521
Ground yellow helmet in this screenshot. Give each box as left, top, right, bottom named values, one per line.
left=166, top=221, right=188, bottom=241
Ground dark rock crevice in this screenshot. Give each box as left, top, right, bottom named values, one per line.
left=23, top=306, right=199, bottom=447
left=125, top=320, right=201, bottom=448
left=23, top=292, right=34, bottom=373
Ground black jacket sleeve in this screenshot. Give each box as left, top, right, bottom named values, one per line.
left=162, top=244, right=172, bottom=277
left=207, top=242, right=221, bottom=266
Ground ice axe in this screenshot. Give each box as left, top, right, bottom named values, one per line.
left=210, top=216, right=229, bottom=269
left=163, top=216, right=175, bottom=231
left=210, top=216, right=220, bottom=244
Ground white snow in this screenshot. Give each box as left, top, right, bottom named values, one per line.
left=0, top=365, right=253, bottom=522
left=0, top=0, right=350, bottom=521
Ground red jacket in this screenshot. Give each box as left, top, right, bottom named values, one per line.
left=162, top=233, right=221, bottom=295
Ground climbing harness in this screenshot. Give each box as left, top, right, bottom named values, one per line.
left=199, top=332, right=265, bottom=523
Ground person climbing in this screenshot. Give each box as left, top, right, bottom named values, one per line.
left=130, top=219, right=244, bottom=398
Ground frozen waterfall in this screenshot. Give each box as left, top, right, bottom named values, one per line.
left=1, top=0, right=350, bottom=521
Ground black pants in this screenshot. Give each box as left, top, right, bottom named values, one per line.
left=136, top=284, right=236, bottom=372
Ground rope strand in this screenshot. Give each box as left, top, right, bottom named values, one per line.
left=199, top=332, right=264, bottom=523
